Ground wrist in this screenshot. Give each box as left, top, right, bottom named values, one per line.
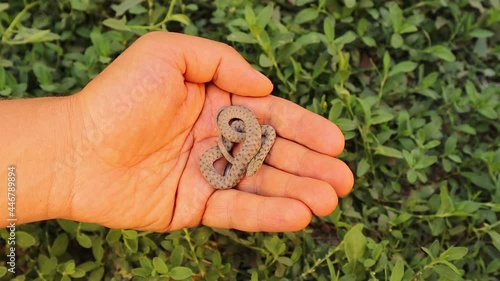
left=0, top=95, right=84, bottom=226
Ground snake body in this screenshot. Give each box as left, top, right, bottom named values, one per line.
left=200, top=106, right=276, bottom=189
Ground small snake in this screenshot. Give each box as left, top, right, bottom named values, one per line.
left=200, top=106, right=276, bottom=189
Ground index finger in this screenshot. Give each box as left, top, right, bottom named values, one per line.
left=233, top=95, right=345, bottom=156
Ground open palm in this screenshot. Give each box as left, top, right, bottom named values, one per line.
left=67, top=32, right=353, bottom=232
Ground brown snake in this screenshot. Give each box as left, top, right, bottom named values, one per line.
left=200, top=106, right=276, bottom=189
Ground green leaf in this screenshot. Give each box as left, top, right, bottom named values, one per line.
left=469, top=29, right=494, bottom=38
left=444, top=136, right=457, bottom=154
left=169, top=266, right=192, bottom=280
left=414, top=155, right=437, bottom=169
left=488, top=231, right=500, bottom=252
left=344, top=224, right=367, bottom=263
left=429, top=218, right=445, bottom=236
left=92, top=241, right=104, bottom=262
left=407, top=169, right=418, bottom=183
left=170, top=245, right=185, bottom=267
left=89, top=267, right=104, bottom=281
left=71, top=269, right=86, bottom=278
left=170, top=14, right=190, bottom=25
left=39, top=255, right=57, bottom=275
left=371, top=111, right=394, bottom=124
left=438, top=182, right=454, bottom=214
left=335, top=118, right=358, bottom=131
left=124, top=237, right=138, bottom=252
left=0, top=67, right=5, bottom=88
left=264, top=236, right=285, bottom=257
left=394, top=213, right=412, bottom=225
left=390, top=258, right=404, bottom=281
left=244, top=5, right=256, bottom=26
left=139, top=256, right=153, bottom=271
left=131, top=267, right=150, bottom=277
left=478, top=106, right=499, bottom=119
left=487, top=259, right=500, bottom=274
left=76, top=233, right=92, bottom=249
left=102, top=18, right=131, bottom=31
left=447, top=154, right=462, bottom=163
left=63, top=260, right=76, bottom=274
left=433, top=264, right=461, bottom=279
left=69, top=0, right=90, bottom=11
left=425, top=45, right=456, bottom=62
left=421, top=72, right=439, bottom=88
left=362, top=36, right=376, bottom=46
left=11, top=28, right=60, bottom=44
left=328, top=99, right=344, bottom=121
left=277, top=256, right=294, bottom=266
left=364, top=258, right=376, bottom=268
left=422, top=243, right=436, bottom=259
left=356, top=96, right=372, bottom=124
left=463, top=172, right=495, bottom=190
left=0, top=266, right=7, bottom=277
left=388, top=61, right=417, bottom=77
left=106, top=229, right=121, bottom=245
left=227, top=32, right=257, bottom=44
left=344, top=0, right=356, bottom=8
left=456, top=124, right=476, bottom=135
left=390, top=33, right=404, bottom=48
left=324, top=16, right=336, bottom=42
left=153, top=257, right=169, bottom=274
left=388, top=2, right=403, bottom=32
left=0, top=3, right=9, bottom=13
left=357, top=158, right=370, bottom=177
left=17, top=231, right=36, bottom=249
left=256, top=4, right=274, bottom=28
left=296, top=0, right=315, bottom=6
left=439, top=247, right=468, bottom=261
left=50, top=233, right=68, bottom=257
left=111, top=0, right=144, bottom=17
left=474, top=37, right=488, bottom=57
left=122, top=230, right=138, bottom=239
left=399, top=23, right=418, bottom=34
left=334, top=31, right=357, bottom=46
left=32, top=62, right=52, bottom=84
left=383, top=51, right=391, bottom=75
left=295, top=8, right=319, bottom=24
left=374, top=145, right=403, bottom=158
left=259, top=54, right=273, bottom=67
left=212, top=251, right=222, bottom=266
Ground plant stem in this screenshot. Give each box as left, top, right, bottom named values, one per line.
left=2, top=1, right=40, bottom=44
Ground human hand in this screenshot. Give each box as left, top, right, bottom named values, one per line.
left=64, top=32, right=353, bottom=232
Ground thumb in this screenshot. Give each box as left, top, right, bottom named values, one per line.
left=131, top=32, right=273, bottom=97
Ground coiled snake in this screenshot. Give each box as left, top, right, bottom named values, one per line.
left=200, top=106, right=276, bottom=189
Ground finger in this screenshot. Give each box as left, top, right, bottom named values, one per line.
left=202, top=190, right=312, bottom=232
left=236, top=165, right=339, bottom=217
left=233, top=95, right=345, bottom=156
left=267, top=138, right=354, bottom=197
left=131, top=32, right=273, bottom=97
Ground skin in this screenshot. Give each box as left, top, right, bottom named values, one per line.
left=0, top=32, right=354, bottom=232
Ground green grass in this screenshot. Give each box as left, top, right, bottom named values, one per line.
left=1, top=0, right=499, bottom=280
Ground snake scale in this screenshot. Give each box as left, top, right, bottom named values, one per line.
left=200, top=106, right=276, bottom=189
